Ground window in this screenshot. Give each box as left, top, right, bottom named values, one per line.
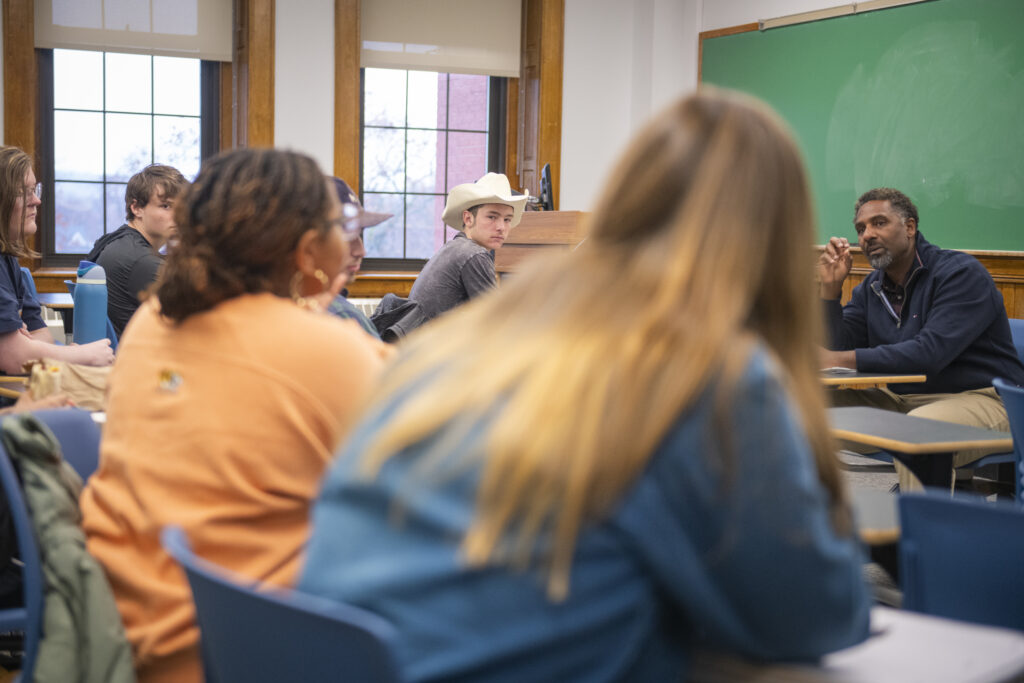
left=38, top=48, right=215, bottom=266
left=360, top=68, right=506, bottom=268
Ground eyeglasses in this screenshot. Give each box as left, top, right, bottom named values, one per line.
left=328, top=203, right=364, bottom=241
left=20, top=184, right=42, bottom=201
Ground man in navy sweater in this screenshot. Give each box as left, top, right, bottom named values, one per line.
left=819, top=187, right=1024, bottom=491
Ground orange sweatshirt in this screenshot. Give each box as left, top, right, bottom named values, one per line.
left=81, top=294, right=385, bottom=683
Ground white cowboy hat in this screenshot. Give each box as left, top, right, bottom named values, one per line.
left=441, top=173, right=529, bottom=230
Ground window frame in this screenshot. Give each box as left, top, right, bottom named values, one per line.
left=35, top=47, right=219, bottom=268
left=359, top=69, right=508, bottom=272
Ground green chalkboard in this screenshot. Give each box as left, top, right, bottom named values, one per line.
left=702, top=0, right=1024, bottom=251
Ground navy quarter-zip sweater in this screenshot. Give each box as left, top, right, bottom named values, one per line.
left=824, top=232, right=1024, bottom=394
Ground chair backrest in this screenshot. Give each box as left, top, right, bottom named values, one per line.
left=1009, top=318, right=1024, bottom=365
left=993, top=377, right=1024, bottom=504
left=19, top=267, right=38, bottom=299
left=30, top=408, right=101, bottom=481
left=161, top=526, right=403, bottom=683
left=0, top=440, right=44, bottom=681
left=899, top=493, right=1024, bottom=630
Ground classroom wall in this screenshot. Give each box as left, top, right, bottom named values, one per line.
left=274, top=0, right=335, bottom=175
left=558, top=0, right=852, bottom=211
left=0, top=2, right=855, bottom=204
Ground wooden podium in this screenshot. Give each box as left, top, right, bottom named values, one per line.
left=495, top=211, right=587, bottom=279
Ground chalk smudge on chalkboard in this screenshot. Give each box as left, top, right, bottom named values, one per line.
left=826, top=21, right=1024, bottom=210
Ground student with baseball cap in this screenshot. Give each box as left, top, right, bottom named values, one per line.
left=325, top=177, right=392, bottom=338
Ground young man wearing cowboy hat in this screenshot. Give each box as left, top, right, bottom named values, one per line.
left=326, top=177, right=393, bottom=338
left=409, top=173, right=527, bottom=323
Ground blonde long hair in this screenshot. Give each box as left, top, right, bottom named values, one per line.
left=359, top=88, right=848, bottom=599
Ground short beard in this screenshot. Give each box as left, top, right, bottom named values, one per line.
left=868, top=250, right=894, bottom=271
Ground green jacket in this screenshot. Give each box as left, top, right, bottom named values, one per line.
left=1, top=415, right=134, bottom=683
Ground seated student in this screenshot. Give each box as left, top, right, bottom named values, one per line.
left=87, top=164, right=188, bottom=338
left=408, top=172, right=527, bottom=322
left=80, top=148, right=387, bottom=683
left=0, top=147, right=114, bottom=374
left=819, top=188, right=1024, bottom=491
left=299, top=89, right=870, bottom=681
left=326, top=177, right=393, bottom=338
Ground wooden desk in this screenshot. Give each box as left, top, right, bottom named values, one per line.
left=829, top=407, right=1013, bottom=489
left=821, top=369, right=926, bottom=390
left=689, top=606, right=1024, bottom=682
left=36, top=292, right=73, bottom=309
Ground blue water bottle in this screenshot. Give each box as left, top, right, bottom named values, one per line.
left=72, top=260, right=108, bottom=345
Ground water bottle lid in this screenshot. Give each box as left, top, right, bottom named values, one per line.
left=77, top=260, right=97, bottom=278
left=77, top=263, right=106, bottom=284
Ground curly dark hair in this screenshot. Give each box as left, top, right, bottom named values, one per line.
left=854, top=187, right=919, bottom=227
left=157, top=148, right=332, bottom=323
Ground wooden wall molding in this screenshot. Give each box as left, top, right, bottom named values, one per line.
left=334, top=0, right=360, bottom=186
left=233, top=0, right=275, bottom=147
left=515, top=0, right=563, bottom=207
left=347, top=273, right=415, bottom=299
left=2, top=0, right=36, bottom=156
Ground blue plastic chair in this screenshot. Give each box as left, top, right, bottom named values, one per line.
left=899, top=493, right=1024, bottom=631
left=0, top=439, right=44, bottom=682
left=993, top=377, right=1024, bottom=504
left=30, top=408, right=101, bottom=481
left=161, top=526, right=403, bottom=683
left=1009, top=318, right=1024, bottom=365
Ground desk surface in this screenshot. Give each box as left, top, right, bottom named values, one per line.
left=689, top=606, right=1024, bottom=682
left=820, top=370, right=926, bottom=388
left=36, top=292, right=73, bottom=309
left=828, top=406, right=1013, bottom=455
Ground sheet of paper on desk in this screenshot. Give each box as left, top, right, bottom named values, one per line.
left=821, top=607, right=1024, bottom=682
left=821, top=367, right=857, bottom=374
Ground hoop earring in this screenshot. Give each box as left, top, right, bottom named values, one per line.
left=313, top=269, right=329, bottom=289
left=289, top=269, right=331, bottom=311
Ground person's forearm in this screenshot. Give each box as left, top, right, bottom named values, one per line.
left=0, top=336, right=100, bottom=374
left=819, top=281, right=843, bottom=300
left=821, top=349, right=857, bottom=369
left=28, top=326, right=55, bottom=344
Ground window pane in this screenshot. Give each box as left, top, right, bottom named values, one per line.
left=407, top=71, right=443, bottom=129
left=446, top=132, right=488, bottom=188
left=406, top=194, right=445, bottom=259
left=153, top=57, right=200, bottom=115
left=105, top=53, right=152, bottom=113
left=364, top=68, right=406, bottom=127
left=363, top=127, right=405, bottom=192
left=55, top=111, right=104, bottom=180
left=54, top=49, right=103, bottom=110
left=361, top=192, right=405, bottom=258
left=106, top=183, right=128, bottom=233
left=448, top=74, right=488, bottom=131
left=406, top=129, right=445, bottom=194
left=106, top=113, right=153, bottom=182
left=54, top=182, right=104, bottom=253
left=154, top=115, right=201, bottom=179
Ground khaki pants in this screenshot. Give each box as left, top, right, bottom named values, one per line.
left=830, top=387, right=1009, bottom=492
